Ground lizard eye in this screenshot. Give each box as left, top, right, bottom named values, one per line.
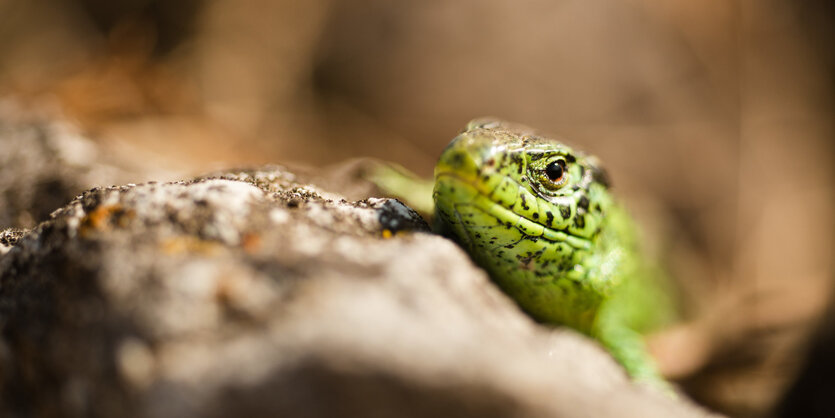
left=528, top=154, right=570, bottom=195
left=545, top=160, right=566, bottom=183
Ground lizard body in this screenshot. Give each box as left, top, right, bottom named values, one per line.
left=376, top=119, right=674, bottom=390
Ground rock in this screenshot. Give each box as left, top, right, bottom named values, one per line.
left=0, top=167, right=719, bottom=418
left=0, top=107, right=719, bottom=417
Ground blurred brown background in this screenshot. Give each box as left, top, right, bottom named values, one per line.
left=0, top=1, right=832, bottom=416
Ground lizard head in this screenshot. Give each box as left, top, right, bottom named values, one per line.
left=433, top=119, right=618, bottom=325
left=434, top=118, right=612, bottom=246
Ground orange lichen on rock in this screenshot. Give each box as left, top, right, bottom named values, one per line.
left=79, top=204, right=135, bottom=237
left=160, top=236, right=222, bottom=256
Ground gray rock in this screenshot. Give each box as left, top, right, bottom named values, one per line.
left=0, top=169, right=719, bottom=418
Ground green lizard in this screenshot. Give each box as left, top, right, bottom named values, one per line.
left=371, top=118, right=676, bottom=391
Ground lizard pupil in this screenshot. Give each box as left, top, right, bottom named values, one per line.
left=545, top=161, right=565, bottom=182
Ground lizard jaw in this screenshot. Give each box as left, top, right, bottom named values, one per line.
left=434, top=171, right=592, bottom=251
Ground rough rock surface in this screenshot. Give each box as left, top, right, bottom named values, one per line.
left=0, top=116, right=720, bottom=418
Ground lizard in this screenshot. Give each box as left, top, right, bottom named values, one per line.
left=370, top=118, right=676, bottom=392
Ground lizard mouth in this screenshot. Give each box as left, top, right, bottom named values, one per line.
left=434, top=171, right=592, bottom=250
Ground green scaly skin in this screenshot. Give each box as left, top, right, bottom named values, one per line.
left=376, top=119, right=674, bottom=391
